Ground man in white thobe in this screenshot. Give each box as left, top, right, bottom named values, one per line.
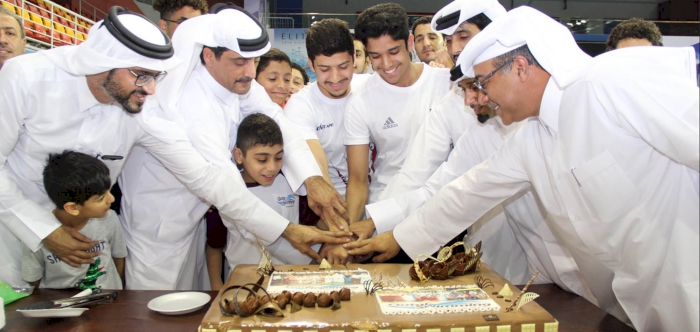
left=347, top=7, right=698, bottom=331
left=0, top=7, right=348, bottom=288
left=118, top=7, right=348, bottom=290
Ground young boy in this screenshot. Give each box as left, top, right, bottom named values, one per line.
left=22, top=151, right=127, bottom=290
left=208, top=113, right=317, bottom=287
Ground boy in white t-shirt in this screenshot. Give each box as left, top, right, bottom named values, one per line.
left=22, top=151, right=127, bottom=290
left=284, top=18, right=369, bottom=264
left=344, top=3, right=451, bottom=227
left=208, top=114, right=317, bottom=286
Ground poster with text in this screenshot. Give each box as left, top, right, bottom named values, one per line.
left=269, top=28, right=315, bottom=82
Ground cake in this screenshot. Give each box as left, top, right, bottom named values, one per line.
left=200, top=264, right=559, bottom=332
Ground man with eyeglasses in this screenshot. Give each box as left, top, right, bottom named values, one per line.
left=351, top=0, right=593, bottom=299
left=153, top=0, right=208, bottom=38
left=348, top=6, right=698, bottom=331
left=0, top=7, right=349, bottom=290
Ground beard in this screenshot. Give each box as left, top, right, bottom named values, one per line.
left=103, top=70, right=145, bottom=114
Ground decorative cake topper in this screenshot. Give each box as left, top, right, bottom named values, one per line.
left=319, top=258, right=332, bottom=270
left=254, top=234, right=275, bottom=276
left=497, top=284, right=513, bottom=297
left=363, top=278, right=384, bottom=295
left=474, top=275, right=494, bottom=289
left=516, top=292, right=540, bottom=312
left=409, top=241, right=483, bottom=282
left=505, top=270, right=540, bottom=312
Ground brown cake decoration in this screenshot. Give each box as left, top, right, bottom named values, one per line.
left=409, top=241, right=484, bottom=282
left=303, top=292, right=317, bottom=307
left=291, top=292, right=304, bottom=305
left=317, top=293, right=332, bottom=307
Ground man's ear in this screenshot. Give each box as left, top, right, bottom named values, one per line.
left=233, top=147, right=244, bottom=164
left=202, top=47, right=214, bottom=66
left=407, top=34, right=415, bottom=52
left=307, top=57, right=315, bottom=73
left=158, top=19, right=168, bottom=34
left=514, top=55, right=531, bottom=82
left=63, top=202, right=81, bottom=216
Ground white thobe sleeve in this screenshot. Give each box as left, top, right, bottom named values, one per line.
left=367, top=120, right=505, bottom=235
left=586, top=62, right=699, bottom=171
left=393, top=131, right=531, bottom=259
left=381, top=97, right=470, bottom=200
left=239, top=81, right=322, bottom=192
left=135, top=110, right=288, bottom=244
left=0, top=63, right=60, bottom=251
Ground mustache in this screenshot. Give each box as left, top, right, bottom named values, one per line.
left=235, top=77, right=253, bottom=83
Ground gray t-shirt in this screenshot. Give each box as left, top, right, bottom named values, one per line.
left=21, top=210, right=127, bottom=289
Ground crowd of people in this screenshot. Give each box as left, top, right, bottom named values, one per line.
left=0, top=0, right=697, bottom=331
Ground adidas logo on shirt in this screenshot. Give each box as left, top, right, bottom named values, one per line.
left=382, top=117, right=398, bottom=130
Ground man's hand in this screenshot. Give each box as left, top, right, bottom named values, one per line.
left=43, top=226, right=99, bottom=267
left=319, top=243, right=351, bottom=265
left=282, top=223, right=352, bottom=263
left=305, top=176, right=349, bottom=229
left=349, top=218, right=376, bottom=241
left=344, top=231, right=401, bottom=263
left=433, top=49, right=455, bottom=68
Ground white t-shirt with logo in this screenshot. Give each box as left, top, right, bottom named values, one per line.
left=284, top=74, right=370, bottom=196
left=224, top=173, right=317, bottom=272
left=344, top=65, right=451, bottom=203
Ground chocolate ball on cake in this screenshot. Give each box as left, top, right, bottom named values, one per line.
left=281, top=290, right=292, bottom=302
left=317, top=293, right=332, bottom=307
left=291, top=292, right=305, bottom=305
left=275, top=295, right=289, bottom=310
left=303, top=292, right=317, bottom=307
left=430, top=261, right=450, bottom=280
left=238, top=296, right=259, bottom=316
left=339, top=287, right=351, bottom=301
left=330, top=291, right=341, bottom=303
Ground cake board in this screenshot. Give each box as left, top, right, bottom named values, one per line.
left=200, top=264, right=559, bottom=332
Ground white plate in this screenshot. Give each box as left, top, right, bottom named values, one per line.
left=147, top=292, right=211, bottom=315
left=17, top=308, right=89, bottom=318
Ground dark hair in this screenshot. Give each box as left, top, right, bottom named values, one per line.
left=466, top=13, right=492, bottom=31
left=256, top=48, right=292, bottom=78
left=153, top=0, right=208, bottom=19
left=354, top=3, right=409, bottom=48
left=199, top=46, right=228, bottom=65
left=606, top=18, right=662, bottom=51
left=306, top=18, right=354, bottom=62
left=411, top=16, right=433, bottom=35
left=43, top=150, right=111, bottom=209
left=236, top=113, right=284, bottom=155
left=290, top=62, right=309, bottom=85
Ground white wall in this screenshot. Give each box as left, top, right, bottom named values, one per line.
left=302, top=0, right=666, bottom=20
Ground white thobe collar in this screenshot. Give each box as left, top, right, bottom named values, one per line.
left=194, top=62, right=238, bottom=106
left=537, top=77, right=563, bottom=135
left=77, top=75, right=102, bottom=112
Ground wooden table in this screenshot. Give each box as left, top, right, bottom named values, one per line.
left=3, top=285, right=633, bottom=331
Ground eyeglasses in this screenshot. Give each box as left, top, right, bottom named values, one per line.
left=161, top=17, right=188, bottom=25
left=128, top=69, right=168, bottom=87
left=469, top=57, right=515, bottom=96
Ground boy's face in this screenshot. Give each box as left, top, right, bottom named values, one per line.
left=72, top=190, right=115, bottom=219
left=309, top=51, right=354, bottom=99
left=366, top=34, right=414, bottom=86
left=234, top=144, right=284, bottom=187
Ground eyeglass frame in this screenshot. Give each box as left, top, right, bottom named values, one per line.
left=128, top=69, right=168, bottom=87
left=469, top=57, right=515, bottom=96
left=161, top=17, right=189, bottom=25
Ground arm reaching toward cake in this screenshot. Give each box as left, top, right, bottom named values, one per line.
left=305, top=176, right=349, bottom=230
left=282, top=223, right=352, bottom=263
left=344, top=231, right=401, bottom=263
